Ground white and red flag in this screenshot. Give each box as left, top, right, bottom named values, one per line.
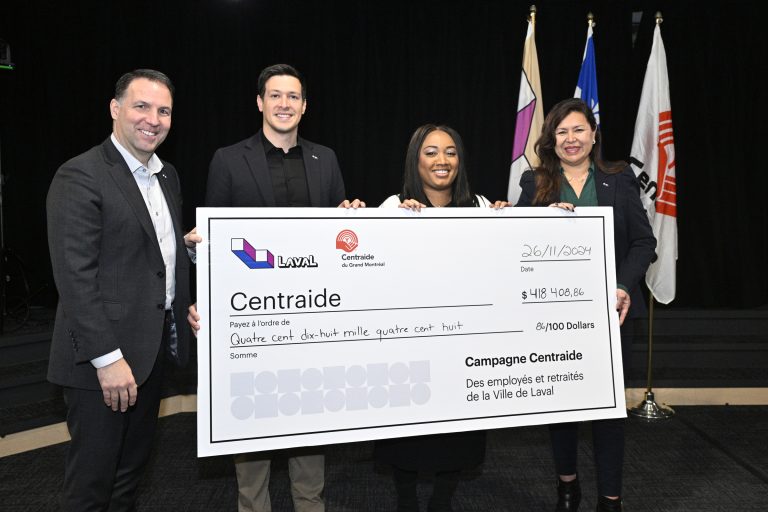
left=630, top=23, right=677, bottom=304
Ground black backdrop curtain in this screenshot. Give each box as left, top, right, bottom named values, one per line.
left=0, top=0, right=766, bottom=309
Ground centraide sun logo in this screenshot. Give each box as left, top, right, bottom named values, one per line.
left=336, top=229, right=358, bottom=253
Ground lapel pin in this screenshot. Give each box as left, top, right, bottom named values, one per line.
left=312, top=154, right=319, bottom=160
left=602, top=182, right=609, bottom=187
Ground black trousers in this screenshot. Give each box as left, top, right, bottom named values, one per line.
left=392, top=466, right=460, bottom=512
left=549, top=418, right=625, bottom=497
left=61, top=319, right=169, bottom=512
left=548, top=321, right=636, bottom=497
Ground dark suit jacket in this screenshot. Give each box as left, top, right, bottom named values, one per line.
left=46, top=138, right=191, bottom=389
left=517, top=166, right=656, bottom=318
left=205, top=130, right=346, bottom=207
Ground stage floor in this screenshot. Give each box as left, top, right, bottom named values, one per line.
left=1, top=407, right=766, bottom=511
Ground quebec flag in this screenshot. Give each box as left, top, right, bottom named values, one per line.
left=574, top=23, right=600, bottom=126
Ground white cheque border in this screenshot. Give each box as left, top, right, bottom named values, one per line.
left=196, top=207, right=623, bottom=456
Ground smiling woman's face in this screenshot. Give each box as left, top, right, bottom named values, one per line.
left=418, top=130, right=459, bottom=193
left=554, top=111, right=595, bottom=169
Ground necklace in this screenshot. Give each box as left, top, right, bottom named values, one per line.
left=565, top=173, right=588, bottom=184
left=429, top=197, right=451, bottom=207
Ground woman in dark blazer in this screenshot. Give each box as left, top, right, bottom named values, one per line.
left=516, top=98, right=656, bottom=512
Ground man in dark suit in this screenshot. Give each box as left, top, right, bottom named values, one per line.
left=46, top=69, right=196, bottom=511
left=205, top=64, right=359, bottom=210
left=196, top=63, right=361, bottom=512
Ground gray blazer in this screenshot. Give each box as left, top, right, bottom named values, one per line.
left=46, top=137, right=191, bottom=389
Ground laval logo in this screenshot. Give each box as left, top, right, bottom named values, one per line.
left=232, top=238, right=319, bottom=269
left=231, top=238, right=274, bottom=269
left=336, top=229, right=358, bottom=253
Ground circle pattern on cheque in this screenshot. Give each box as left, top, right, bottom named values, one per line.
left=229, top=361, right=431, bottom=419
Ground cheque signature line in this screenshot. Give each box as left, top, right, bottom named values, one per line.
left=228, top=330, right=523, bottom=349
left=230, top=303, right=493, bottom=318
left=519, top=258, right=591, bottom=263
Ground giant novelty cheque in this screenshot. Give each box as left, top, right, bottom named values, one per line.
left=196, top=207, right=624, bottom=456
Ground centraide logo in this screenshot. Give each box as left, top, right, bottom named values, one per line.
left=336, top=229, right=358, bottom=253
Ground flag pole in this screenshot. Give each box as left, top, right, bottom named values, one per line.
left=628, top=11, right=675, bottom=422
left=628, top=294, right=674, bottom=420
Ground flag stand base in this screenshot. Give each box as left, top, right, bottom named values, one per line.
left=628, top=390, right=674, bottom=421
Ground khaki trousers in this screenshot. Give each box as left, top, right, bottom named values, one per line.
left=235, top=450, right=325, bottom=512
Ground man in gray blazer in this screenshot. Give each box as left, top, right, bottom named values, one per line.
left=46, top=69, right=196, bottom=511
left=198, top=63, right=361, bottom=512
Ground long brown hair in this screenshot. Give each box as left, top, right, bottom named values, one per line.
left=532, top=98, right=624, bottom=205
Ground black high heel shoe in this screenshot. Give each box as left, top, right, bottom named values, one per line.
left=555, top=478, right=581, bottom=511
left=595, top=496, right=623, bottom=511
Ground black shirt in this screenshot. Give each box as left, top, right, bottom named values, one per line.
left=261, top=132, right=310, bottom=207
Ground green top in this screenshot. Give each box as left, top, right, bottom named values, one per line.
left=560, top=163, right=597, bottom=206
left=560, top=164, right=629, bottom=294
